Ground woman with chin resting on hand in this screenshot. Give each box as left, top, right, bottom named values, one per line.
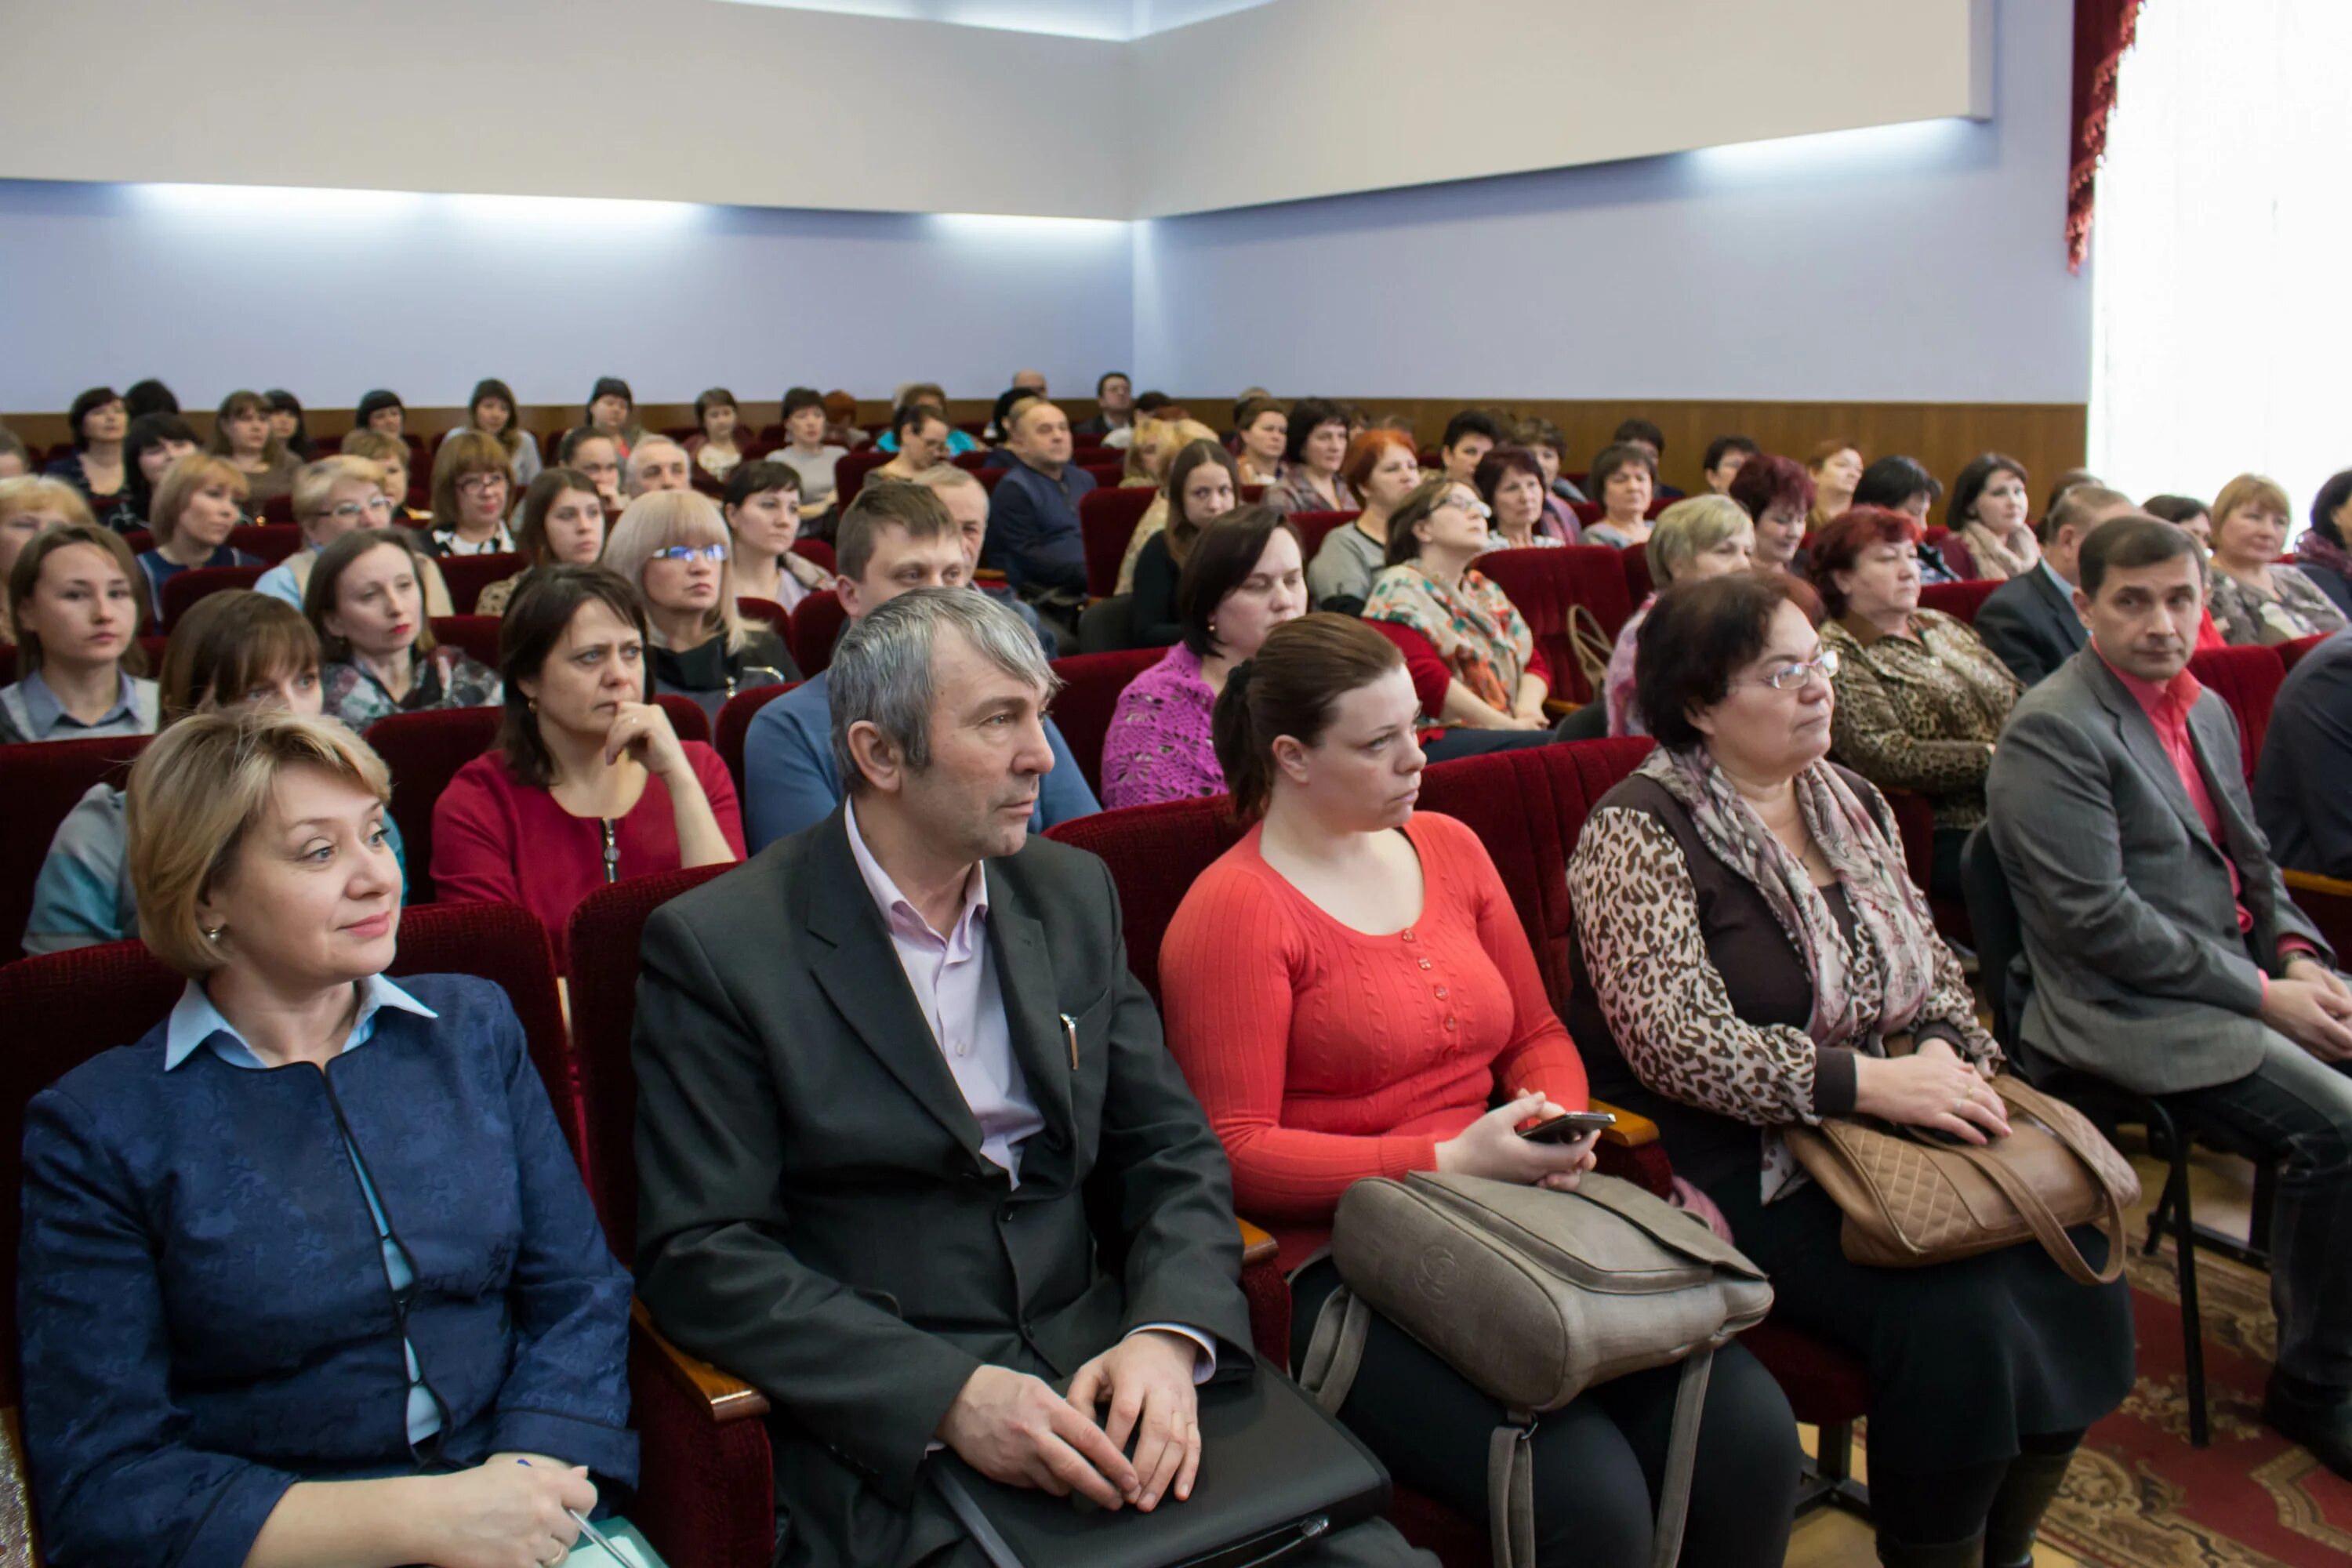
left=431, top=565, right=742, bottom=964
left=1159, top=613, right=1798, bottom=1568
left=18, top=706, right=633, bottom=1568
left=1566, top=572, right=2131, bottom=1568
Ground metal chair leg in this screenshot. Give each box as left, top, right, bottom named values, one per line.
left=2151, top=1103, right=2212, bottom=1449
left=2249, top=1159, right=2278, bottom=1261
left=1795, top=1419, right=1871, bottom=1519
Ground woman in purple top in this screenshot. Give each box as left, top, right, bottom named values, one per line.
left=1102, top=506, right=1306, bottom=810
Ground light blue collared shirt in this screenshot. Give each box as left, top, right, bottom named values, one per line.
left=0, top=669, right=158, bottom=742
left=165, top=975, right=448, bottom=1446
left=2038, top=557, right=2076, bottom=603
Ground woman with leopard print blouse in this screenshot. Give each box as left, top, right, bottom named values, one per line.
left=1564, top=572, right=2132, bottom=1568
left=1809, top=506, right=2021, bottom=902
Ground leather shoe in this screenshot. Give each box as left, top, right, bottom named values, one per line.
left=2263, top=1378, right=2352, bottom=1480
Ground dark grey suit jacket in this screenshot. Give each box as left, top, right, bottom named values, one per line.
left=632, top=811, right=1251, bottom=1568
left=1974, top=564, right=2086, bottom=688
left=1987, top=648, right=2331, bottom=1094
left=2256, top=629, right=2352, bottom=878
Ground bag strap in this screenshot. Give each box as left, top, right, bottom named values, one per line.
left=1947, top=1139, right=2125, bottom=1286
left=1485, top=1349, right=1712, bottom=1568
left=1297, top=1287, right=1372, bottom=1415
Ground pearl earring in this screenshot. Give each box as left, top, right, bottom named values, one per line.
left=203, top=926, right=224, bottom=942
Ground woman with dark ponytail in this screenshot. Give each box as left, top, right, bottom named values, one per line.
left=1165, top=612, right=1800, bottom=1568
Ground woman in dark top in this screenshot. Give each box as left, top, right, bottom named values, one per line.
left=18, top=705, right=633, bottom=1568
left=109, top=412, right=202, bottom=532
left=265, top=388, right=315, bottom=460
left=1130, top=438, right=1241, bottom=648
left=1565, top=573, right=2133, bottom=1568
left=42, top=386, right=129, bottom=512
left=604, top=489, right=799, bottom=720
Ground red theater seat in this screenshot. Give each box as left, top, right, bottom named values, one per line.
left=160, top=564, right=267, bottom=631
left=2280, top=633, right=2331, bottom=671
left=790, top=590, right=848, bottom=677
left=259, top=495, right=297, bottom=525
left=364, top=707, right=501, bottom=902
left=228, top=524, right=303, bottom=564
left=975, top=468, right=1006, bottom=494
left=1045, top=646, right=1163, bottom=799
left=652, top=693, right=712, bottom=746
left=715, top=682, right=800, bottom=793
left=1080, top=486, right=1156, bottom=598
left=1621, top=544, right=1654, bottom=604
left=1287, top=509, right=1359, bottom=566
left=789, top=538, right=835, bottom=575
left=0, top=732, right=154, bottom=956
left=429, top=615, right=502, bottom=670
left=737, top=597, right=789, bottom=643
left=1477, top=546, right=1637, bottom=703
left=2188, top=643, right=2287, bottom=783
left=434, top=552, right=525, bottom=615
left=832, top=448, right=895, bottom=507
left=1919, top=579, right=1999, bottom=624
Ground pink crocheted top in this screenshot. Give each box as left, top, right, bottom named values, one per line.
left=1101, top=642, right=1227, bottom=810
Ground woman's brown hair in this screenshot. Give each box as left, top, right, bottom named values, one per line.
left=304, top=528, right=438, bottom=663
left=1163, top=439, right=1243, bottom=564
left=8, top=523, right=149, bottom=676
left=495, top=565, right=649, bottom=789
left=158, top=590, right=320, bottom=723
left=428, top=430, right=514, bottom=531
left=1177, top=506, right=1296, bottom=659
left=1210, top=612, right=1404, bottom=819
left=1382, top=474, right=1465, bottom=567
left=515, top=466, right=602, bottom=567
left=205, top=389, right=288, bottom=467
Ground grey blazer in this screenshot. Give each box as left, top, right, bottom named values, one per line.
left=1974, top=565, right=2087, bottom=688
left=1986, top=648, right=2332, bottom=1094
left=631, top=811, right=1251, bottom=1568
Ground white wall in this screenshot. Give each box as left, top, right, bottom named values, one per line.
left=1133, top=0, right=2085, bottom=403
left=0, top=183, right=1134, bottom=412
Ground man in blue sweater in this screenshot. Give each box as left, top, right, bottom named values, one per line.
left=984, top=399, right=1094, bottom=597
left=742, top=481, right=1100, bottom=851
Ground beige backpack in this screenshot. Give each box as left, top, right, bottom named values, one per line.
left=1298, top=1171, right=1773, bottom=1568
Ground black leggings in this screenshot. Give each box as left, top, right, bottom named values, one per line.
left=1871, top=1428, right=2086, bottom=1545
left=1290, top=1261, right=1799, bottom=1568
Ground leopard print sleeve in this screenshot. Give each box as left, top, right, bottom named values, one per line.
left=1568, top=806, right=1828, bottom=1127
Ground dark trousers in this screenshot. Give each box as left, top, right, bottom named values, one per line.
left=1421, top=728, right=1559, bottom=761
left=1290, top=1261, right=1798, bottom=1568
left=2162, top=1029, right=2352, bottom=1392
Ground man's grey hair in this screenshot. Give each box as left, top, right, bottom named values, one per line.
left=910, top=462, right=985, bottom=496
left=829, top=588, right=1060, bottom=793
left=625, top=435, right=687, bottom=491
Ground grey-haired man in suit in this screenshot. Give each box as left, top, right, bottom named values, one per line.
left=1989, top=514, right=2352, bottom=1477
left=632, top=588, right=1431, bottom=1566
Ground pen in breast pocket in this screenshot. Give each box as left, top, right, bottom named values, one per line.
left=1060, top=1011, right=1078, bottom=1071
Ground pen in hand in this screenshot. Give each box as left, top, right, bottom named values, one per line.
left=514, top=1457, right=619, bottom=1559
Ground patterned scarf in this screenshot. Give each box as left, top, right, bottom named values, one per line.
left=1962, top=520, right=2039, bottom=581
left=2296, top=532, right=2352, bottom=582
left=1638, top=746, right=1944, bottom=1194
left=1363, top=564, right=1532, bottom=713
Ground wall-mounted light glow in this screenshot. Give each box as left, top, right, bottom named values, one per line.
left=928, top=212, right=1132, bottom=242
left=717, top=0, right=1279, bottom=42
left=439, top=192, right=702, bottom=234
left=1685, top=116, right=1977, bottom=179
left=128, top=183, right=705, bottom=235
left=130, top=183, right=430, bottom=222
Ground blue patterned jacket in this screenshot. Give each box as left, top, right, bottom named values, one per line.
left=18, top=973, right=636, bottom=1568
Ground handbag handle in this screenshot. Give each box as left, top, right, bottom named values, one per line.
left=1944, top=1135, right=2126, bottom=1286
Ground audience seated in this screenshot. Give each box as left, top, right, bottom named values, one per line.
left=2256, top=627, right=2352, bottom=879
left=0, top=477, right=98, bottom=641
left=1233, top=394, right=1289, bottom=488
left=579, top=375, right=647, bottom=458
left=473, top=465, right=607, bottom=618
left=137, top=453, right=262, bottom=606
left=557, top=426, right=626, bottom=517
left=1306, top=429, right=1420, bottom=615
left=1973, top=484, right=2135, bottom=688
left=122, top=377, right=179, bottom=419
left=1567, top=571, right=2131, bottom=1564
left=2205, top=473, right=2350, bottom=645
left=42, top=387, right=128, bottom=513
left=1610, top=418, right=1686, bottom=501
left=208, top=388, right=299, bottom=509
left=872, top=382, right=977, bottom=456
left=1514, top=415, right=1588, bottom=508
left=636, top=586, right=1431, bottom=1568
left=309, top=528, right=501, bottom=729
left=338, top=430, right=426, bottom=523
left=2143, top=491, right=2212, bottom=546
left=1813, top=506, right=2020, bottom=899
left=981, top=387, right=1041, bottom=461
left=18, top=706, right=634, bottom=1566
left=604, top=489, right=800, bottom=721
left=0, top=426, right=28, bottom=479
left=1476, top=443, right=1570, bottom=549
left=984, top=397, right=1095, bottom=611
left=821, top=387, right=869, bottom=452
left=742, top=481, right=1097, bottom=850
left=1702, top=434, right=1759, bottom=495
left=722, top=459, right=829, bottom=614
left=264, top=389, right=313, bottom=461
left=1113, top=417, right=1222, bottom=593
left=1266, top=396, right=1359, bottom=516
left=874, top=401, right=953, bottom=487
left=108, top=412, right=201, bottom=531
left=1947, top=453, right=2041, bottom=581
left=2296, top=469, right=2352, bottom=619
left=1806, top=438, right=1864, bottom=531
left=0, top=523, right=156, bottom=744
left=1160, top=612, right=1798, bottom=1568
left=25, top=590, right=413, bottom=954
left=1726, top=452, right=1816, bottom=576
left=1436, top=409, right=1501, bottom=487
left=258, top=455, right=388, bottom=610
left=1072, top=369, right=1135, bottom=445
left=355, top=387, right=406, bottom=437
left=684, top=386, right=749, bottom=482
left=775, top=385, right=851, bottom=514
left=431, top=565, right=742, bottom=963
left=1581, top=442, right=1658, bottom=550
left=1129, top=439, right=1243, bottom=648
left=1101, top=507, right=1305, bottom=809
left=423, top=430, right=518, bottom=557
left=462, top=375, right=541, bottom=485
left=1987, top=514, right=2352, bottom=1475
left=624, top=434, right=693, bottom=499
left=911, top=462, right=1057, bottom=655
left=1363, top=475, right=1559, bottom=757
left=1853, top=456, right=1964, bottom=581
left=1602, top=495, right=1758, bottom=737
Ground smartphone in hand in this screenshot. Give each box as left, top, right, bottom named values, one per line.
left=1517, top=1109, right=1617, bottom=1144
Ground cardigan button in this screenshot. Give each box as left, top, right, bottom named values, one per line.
left=1444, top=1016, right=1457, bottom=1031
left=1434, top=985, right=1448, bottom=1000
left=1418, top=958, right=1432, bottom=970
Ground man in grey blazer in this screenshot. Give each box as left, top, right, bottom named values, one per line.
left=633, top=588, right=1430, bottom=1566
left=1973, top=485, right=2132, bottom=687
left=1988, top=515, right=2352, bottom=1475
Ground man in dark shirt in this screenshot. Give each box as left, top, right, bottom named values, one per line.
left=2257, top=629, right=2352, bottom=878
left=983, top=399, right=1094, bottom=600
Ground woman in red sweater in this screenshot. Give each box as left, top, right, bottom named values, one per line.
left=1160, top=613, right=1797, bottom=1568
left=432, top=564, right=743, bottom=964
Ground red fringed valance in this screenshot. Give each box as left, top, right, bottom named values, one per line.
left=2068, top=0, right=2146, bottom=273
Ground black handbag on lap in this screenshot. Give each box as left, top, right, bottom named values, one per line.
left=927, top=1363, right=1390, bottom=1568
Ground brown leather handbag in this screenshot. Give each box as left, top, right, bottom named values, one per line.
left=1784, top=1074, right=2140, bottom=1284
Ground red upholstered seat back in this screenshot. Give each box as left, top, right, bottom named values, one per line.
left=1047, top=646, right=1163, bottom=799
left=1918, top=579, right=1998, bottom=624
left=160, top=564, right=267, bottom=630
left=1044, top=797, right=1249, bottom=1006
left=228, top=524, right=303, bottom=563
left=435, top=553, right=525, bottom=614
left=0, top=733, right=154, bottom=956
left=738, top=597, right=789, bottom=644
left=789, top=538, right=835, bottom=575
left=715, top=682, right=800, bottom=793
left=429, top=615, right=502, bottom=670
left=652, top=693, right=712, bottom=746
left=1286, top=510, right=1359, bottom=567
left=2280, top=633, right=2331, bottom=671
left=1620, top=546, right=1654, bottom=604
left=364, top=707, right=501, bottom=902
left=2187, top=644, right=2286, bottom=783
left=1080, top=486, right=1157, bottom=598
left=790, top=590, right=848, bottom=677
left=564, top=865, right=735, bottom=1259
left=1476, top=546, right=1637, bottom=703
left=0, top=901, right=571, bottom=1402
left=833, top=448, right=895, bottom=507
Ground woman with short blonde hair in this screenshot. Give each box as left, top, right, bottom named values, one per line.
left=1599, top=495, right=1760, bottom=736
left=0, top=476, right=98, bottom=642
left=137, top=454, right=261, bottom=608
left=20, top=704, right=633, bottom=1565
left=2205, top=472, right=2348, bottom=645
left=604, top=490, right=800, bottom=718
left=423, top=430, right=517, bottom=557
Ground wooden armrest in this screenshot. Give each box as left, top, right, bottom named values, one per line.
left=1590, top=1098, right=1658, bottom=1148
left=1544, top=698, right=1577, bottom=720
left=2285, top=869, right=2352, bottom=898
left=632, top=1298, right=771, bottom=1422
left=1236, top=1218, right=1278, bottom=1267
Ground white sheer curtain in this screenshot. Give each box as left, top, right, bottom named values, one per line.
left=2087, top=0, right=2352, bottom=526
